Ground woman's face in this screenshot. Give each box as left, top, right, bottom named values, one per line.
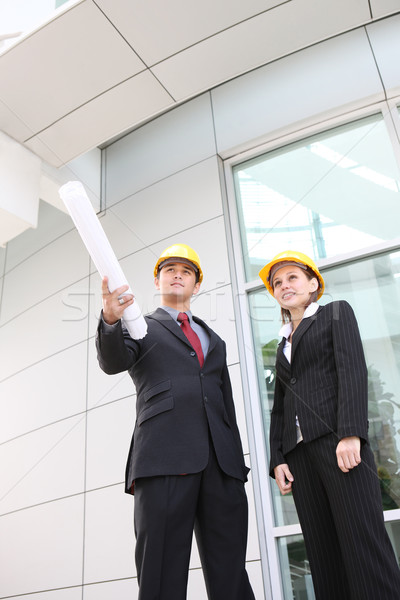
left=272, top=265, right=318, bottom=311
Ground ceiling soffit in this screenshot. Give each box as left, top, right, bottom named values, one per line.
left=0, top=0, right=394, bottom=167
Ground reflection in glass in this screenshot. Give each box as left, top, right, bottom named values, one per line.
left=249, top=290, right=299, bottom=526
left=324, top=252, right=400, bottom=511
left=278, top=523, right=400, bottom=600
left=278, top=536, right=315, bottom=600
left=234, top=114, right=400, bottom=281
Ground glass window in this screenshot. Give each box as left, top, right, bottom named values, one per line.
left=324, top=252, right=400, bottom=511
left=278, top=521, right=400, bottom=600
left=234, top=111, right=400, bottom=600
left=250, top=250, right=400, bottom=528
left=233, top=114, right=400, bottom=281
left=278, top=536, right=314, bottom=600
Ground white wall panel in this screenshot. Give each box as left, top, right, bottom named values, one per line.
left=97, top=0, right=283, bottom=65
left=26, top=70, right=174, bottom=167
left=87, top=340, right=135, bottom=410
left=83, top=578, right=138, bottom=600
left=0, top=280, right=89, bottom=381
left=187, top=567, right=208, bottom=599
left=229, top=362, right=249, bottom=454
left=0, top=96, right=33, bottom=143
left=152, top=0, right=371, bottom=101
left=367, top=15, right=400, bottom=98
left=0, top=416, right=85, bottom=515
left=84, top=485, right=136, bottom=584
left=1, top=229, right=89, bottom=324
left=212, top=29, right=384, bottom=156
left=0, top=246, right=5, bottom=275
left=247, top=560, right=266, bottom=600
left=193, top=284, right=239, bottom=366
left=0, top=495, right=84, bottom=597
left=2, top=589, right=82, bottom=600
left=86, top=398, right=135, bottom=490
left=0, top=0, right=145, bottom=134
left=4, top=201, right=74, bottom=273
left=57, top=148, right=102, bottom=213
left=0, top=341, right=87, bottom=444
left=104, top=94, right=216, bottom=206
left=100, top=157, right=223, bottom=260
left=246, top=470, right=261, bottom=561
left=370, top=0, right=400, bottom=18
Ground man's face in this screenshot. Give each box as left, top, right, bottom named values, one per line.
left=154, top=262, right=200, bottom=302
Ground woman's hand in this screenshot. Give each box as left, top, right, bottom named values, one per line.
left=274, top=463, right=294, bottom=495
left=102, top=276, right=134, bottom=325
left=336, top=436, right=361, bottom=473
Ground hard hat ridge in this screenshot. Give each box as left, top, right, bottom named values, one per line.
left=154, top=243, right=203, bottom=283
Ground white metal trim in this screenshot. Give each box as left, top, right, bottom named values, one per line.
left=222, top=157, right=284, bottom=600
left=223, top=101, right=393, bottom=168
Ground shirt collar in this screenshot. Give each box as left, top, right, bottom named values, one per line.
left=160, top=305, right=193, bottom=324
left=278, top=302, right=319, bottom=339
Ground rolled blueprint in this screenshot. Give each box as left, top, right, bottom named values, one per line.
left=59, top=180, right=147, bottom=339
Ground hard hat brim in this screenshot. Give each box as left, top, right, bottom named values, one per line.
left=259, top=252, right=325, bottom=299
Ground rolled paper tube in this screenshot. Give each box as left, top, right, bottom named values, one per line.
left=59, top=181, right=147, bottom=339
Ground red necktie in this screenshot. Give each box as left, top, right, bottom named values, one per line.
left=177, top=312, right=204, bottom=368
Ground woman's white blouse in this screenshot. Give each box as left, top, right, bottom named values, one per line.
left=278, top=302, right=319, bottom=443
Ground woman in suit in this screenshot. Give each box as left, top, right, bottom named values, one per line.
left=259, top=250, right=400, bottom=600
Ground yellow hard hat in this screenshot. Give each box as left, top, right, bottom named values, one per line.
left=154, top=243, right=203, bottom=283
left=259, top=250, right=325, bottom=299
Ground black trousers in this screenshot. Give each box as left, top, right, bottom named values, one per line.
left=286, top=434, right=400, bottom=600
left=133, top=441, right=255, bottom=600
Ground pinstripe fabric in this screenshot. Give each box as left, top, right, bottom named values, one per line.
left=270, top=302, right=369, bottom=472
left=287, top=436, right=400, bottom=599
left=270, top=301, right=400, bottom=599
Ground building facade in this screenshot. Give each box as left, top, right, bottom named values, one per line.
left=1, top=6, right=400, bottom=600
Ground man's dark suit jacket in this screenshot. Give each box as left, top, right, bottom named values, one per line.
left=96, top=307, right=249, bottom=493
left=270, top=300, right=369, bottom=476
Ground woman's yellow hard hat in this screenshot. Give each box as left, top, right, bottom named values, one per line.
left=259, top=250, right=325, bottom=299
left=154, top=243, right=203, bottom=283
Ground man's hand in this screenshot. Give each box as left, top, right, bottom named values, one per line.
left=102, top=276, right=134, bottom=325
left=336, top=436, right=361, bottom=473
left=274, top=463, right=294, bottom=495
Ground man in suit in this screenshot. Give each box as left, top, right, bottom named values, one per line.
left=96, top=243, right=255, bottom=600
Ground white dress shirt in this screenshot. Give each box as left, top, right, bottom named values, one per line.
left=278, top=302, right=319, bottom=443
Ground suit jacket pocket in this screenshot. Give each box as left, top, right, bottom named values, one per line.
left=138, top=379, right=173, bottom=426
left=138, top=396, right=174, bottom=425
left=143, top=379, right=171, bottom=402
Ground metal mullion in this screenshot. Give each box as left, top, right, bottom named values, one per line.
left=224, top=159, right=285, bottom=600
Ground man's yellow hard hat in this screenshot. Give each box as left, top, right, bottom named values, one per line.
left=154, top=244, right=203, bottom=283
left=259, top=250, right=325, bottom=299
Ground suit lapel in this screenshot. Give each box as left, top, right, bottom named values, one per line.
left=148, top=308, right=217, bottom=356
left=290, top=306, right=321, bottom=362
left=276, top=338, right=290, bottom=372
left=193, top=315, right=218, bottom=355
left=148, top=307, right=192, bottom=348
